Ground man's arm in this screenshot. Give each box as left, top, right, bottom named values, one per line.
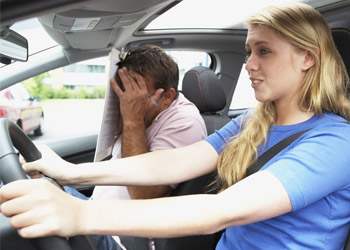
left=121, top=117, right=173, bottom=199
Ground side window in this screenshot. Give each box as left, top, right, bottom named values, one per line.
left=230, top=64, right=258, bottom=110
left=12, top=52, right=210, bottom=141
left=165, top=50, right=211, bottom=90
left=19, top=57, right=109, bottom=140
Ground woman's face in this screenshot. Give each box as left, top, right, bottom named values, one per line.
left=245, top=25, right=309, bottom=107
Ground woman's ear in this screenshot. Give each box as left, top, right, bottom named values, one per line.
left=302, top=51, right=316, bottom=71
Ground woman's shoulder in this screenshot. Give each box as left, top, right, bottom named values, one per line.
left=303, top=113, right=350, bottom=144
left=319, top=112, right=348, bottom=122
left=312, top=112, right=349, bottom=130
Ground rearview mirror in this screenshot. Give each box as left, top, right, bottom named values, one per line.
left=0, top=28, right=28, bottom=64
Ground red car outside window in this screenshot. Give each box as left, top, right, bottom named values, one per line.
left=0, top=83, right=44, bottom=135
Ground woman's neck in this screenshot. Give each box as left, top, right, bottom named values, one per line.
left=274, top=105, right=314, bottom=126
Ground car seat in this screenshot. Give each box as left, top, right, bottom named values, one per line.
left=182, top=66, right=231, bottom=135
left=332, top=29, right=350, bottom=79
left=331, top=28, right=350, bottom=250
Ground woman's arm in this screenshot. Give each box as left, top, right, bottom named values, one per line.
left=0, top=170, right=292, bottom=238
left=84, top=170, right=292, bottom=238
left=23, top=140, right=218, bottom=186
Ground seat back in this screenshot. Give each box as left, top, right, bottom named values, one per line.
left=345, top=232, right=350, bottom=250
left=182, top=66, right=231, bottom=135
left=332, top=29, right=350, bottom=79
left=332, top=28, right=350, bottom=250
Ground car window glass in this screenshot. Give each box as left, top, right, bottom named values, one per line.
left=2, top=51, right=210, bottom=141
left=10, top=18, right=58, bottom=57
left=165, top=51, right=211, bottom=90
left=230, top=64, right=258, bottom=110
left=1, top=18, right=58, bottom=68
left=20, top=57, right=109, bottom=140
left=9, top=84, right=31, bottom=100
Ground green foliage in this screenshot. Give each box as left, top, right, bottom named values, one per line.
left=22, top=73, right=51, bottom=99
left=91, top=86, right=106, bottom=99
left=21, top=73, right=106, bottom=99
left=54, top=87, right=71, bottom=99
left=78, top=87, right=91, bottom=99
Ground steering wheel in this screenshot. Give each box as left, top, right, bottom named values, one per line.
left=0, top=118, right=96, bottom=250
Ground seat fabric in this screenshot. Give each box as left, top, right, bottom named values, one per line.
left=332, top=28, right=350, bottom=250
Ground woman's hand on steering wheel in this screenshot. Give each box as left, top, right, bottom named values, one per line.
left=0, top=178, right=86, bottom=238
left=22, top=145, right=76, bottom=186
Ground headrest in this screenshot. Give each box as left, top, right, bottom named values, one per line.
left=332, top=29, right=350, bottom=77
left=182, top=66, right=226, bottom=113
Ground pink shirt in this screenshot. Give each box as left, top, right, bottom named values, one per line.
left=91, top=93, right=207, bottom=200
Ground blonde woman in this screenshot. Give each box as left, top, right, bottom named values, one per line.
left=1, top=3, right=350, bottom=250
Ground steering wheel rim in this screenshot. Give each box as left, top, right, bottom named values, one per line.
left=0, top=118, right=96, bottom=250
left=0, top=118, right=35, bottom=184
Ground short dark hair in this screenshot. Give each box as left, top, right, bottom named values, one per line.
left=114, top=45, right=179, bottom=98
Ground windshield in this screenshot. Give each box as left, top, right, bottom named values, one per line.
left=11, top=18, right=58, bottom=56
left=0, top=18, right=58, bottom=67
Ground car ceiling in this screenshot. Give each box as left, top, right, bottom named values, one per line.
left=0, top=0, right=349, bottom=86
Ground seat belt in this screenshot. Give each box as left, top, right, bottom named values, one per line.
left=246, top=128, right=311, bottom=176
left=248, top=121, right=349, bottom=176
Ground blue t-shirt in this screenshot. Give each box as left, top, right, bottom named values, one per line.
left=205, top=112, right=350, bottom=250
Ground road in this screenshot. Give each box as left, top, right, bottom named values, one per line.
left=30, top=99, right=105, bottom=141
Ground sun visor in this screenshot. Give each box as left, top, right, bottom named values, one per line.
left=65, top=29, right=112, bottom=49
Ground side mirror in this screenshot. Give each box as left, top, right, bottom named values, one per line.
left=0, top=28, right=28, bottom=64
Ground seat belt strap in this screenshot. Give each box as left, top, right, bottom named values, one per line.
left=246, top=129, right=311, bottom=176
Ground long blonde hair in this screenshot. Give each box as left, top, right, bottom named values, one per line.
left=216, top=3, right=350, bottom=191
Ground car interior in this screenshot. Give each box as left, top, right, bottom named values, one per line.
left=1, top=0, right=350, bottom=249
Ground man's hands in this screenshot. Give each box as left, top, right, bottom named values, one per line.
left=0, top=179, right=85, bottom=238
left=22, top=145, right=75, bottom=186
left=110, top=67, right=163, bottom=126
